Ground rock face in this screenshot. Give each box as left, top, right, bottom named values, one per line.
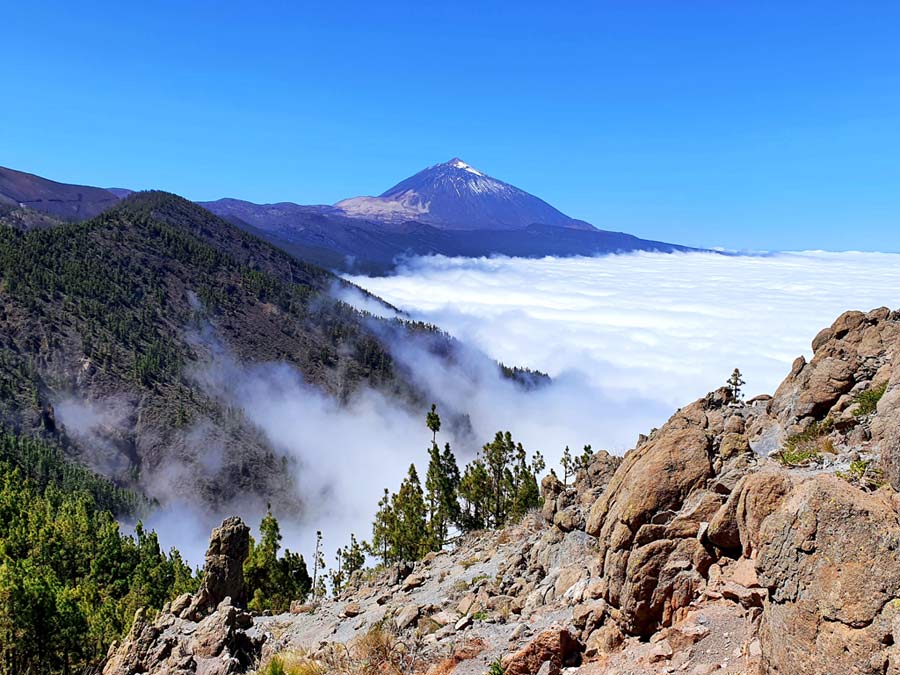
left=201, top=517, right=251, bottom=608
left=757, top=307, right=900, bottom=478
left=103, top=518, right=262, bottom=675
left=584, top=389, right=756, bottom=636
left=757, top=475, right=900, bottom=674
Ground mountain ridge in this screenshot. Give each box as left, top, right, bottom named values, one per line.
left=0, top=162, right=699, bottom=274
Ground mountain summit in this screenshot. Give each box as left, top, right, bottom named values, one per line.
left=335, top=157, right=594, bottom=231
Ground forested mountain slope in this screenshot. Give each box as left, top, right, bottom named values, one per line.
left=0, top=192, right=420, bottom=508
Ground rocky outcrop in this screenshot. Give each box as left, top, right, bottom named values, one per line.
left=200, top=517, right=251, bottom=608
left=754, top=308, right=900, bottom=473
left=583, top=388, right=764, bottom=636
left=756, top=475, right=900, bottom=674
left=103, top=518, right=262, bottom=675
left=541, top=450, right=621, bottom=533
left=707, top=471, right=794, bottom=556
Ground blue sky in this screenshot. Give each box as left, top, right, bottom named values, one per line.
left=3, top=2, right=899, bottom=251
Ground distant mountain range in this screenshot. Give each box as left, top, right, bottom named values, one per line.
left=0, top=160, right=696, bottom=273
left=0, top=165, right=122, bottom=221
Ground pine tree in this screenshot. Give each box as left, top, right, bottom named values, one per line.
left=727, top=368, right=746, bottom=400
left=575, top=444, right=594, bottom=474
left=370, top=488, right=396, bottom=565
left=425, top=441, right=461, bottom=551
left=510, top=442, right=541, bottom=520
left=331, top=547, right=345, bottom=596
left=341, top=534, right=365, bottom=578
left=425, top=403, right=441, bottom=444
left=244, top=507, right=310, bottom=612
left=311, top=530, right=325, bottom=599
left=482, top=432, right=515, bottom=528
left=458, top=459, right=490, bottom=531
left=561, top=445, right=574, bottom=486
left=391, top=464, right=428, bottom=561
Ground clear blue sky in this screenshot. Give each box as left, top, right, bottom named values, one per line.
left=3, top=2, right=900, bottom=251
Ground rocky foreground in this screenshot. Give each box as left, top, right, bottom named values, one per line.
left=106, top=307, right=900, bottom=675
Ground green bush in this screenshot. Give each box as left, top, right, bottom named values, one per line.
left=776, top=419, right=834, bottom=466
left=853, top=382, right=888, bottom=416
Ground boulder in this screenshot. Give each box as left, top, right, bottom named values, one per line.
left=585, top=394, right=717, bottom=636
left=707, top=471, right=793, bottom=556
left=583, top=623, right=624, bottom=658
left=757, top=475, right=900, bottom=674
left=768, top=308, right=900, bottom=431
left=395, top=604, right=420, bottom=630
left=501, top=629, right=583, bottom=675
left=541, top=472, right=565, bottom=522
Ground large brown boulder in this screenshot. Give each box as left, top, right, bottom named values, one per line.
left=501, top=629, right=582, bottom=675
left=707, top=470, right=793, bottom=556
left=585, top=394, right=719, bottom=636
left=756, top=475, right=900, bottom=674
left=767, top=308, right=899, bottom=431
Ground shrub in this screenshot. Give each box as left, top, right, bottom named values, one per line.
left=853, top=382, right=888, bottom=416
left=257, top=653, right=325, bottom=675
left=836, top=459, right=886, bottom=491
left=776, top=419, right=834, bottom=466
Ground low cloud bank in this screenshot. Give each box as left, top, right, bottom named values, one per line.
left=347, top=249, right=900, bottom=426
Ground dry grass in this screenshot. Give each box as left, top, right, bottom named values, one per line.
left=259, top=624, right=429, bottom=675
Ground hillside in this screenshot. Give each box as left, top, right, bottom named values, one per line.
left=0, top=191, right=431, bottom=508
left=105, top=306, right=900, bottom=675
left=0, top=165, right=120, bottom=221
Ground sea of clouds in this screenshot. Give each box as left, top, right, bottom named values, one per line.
left=345, top=251, right=900, bottom=413
left=148, top=250, right=900, bottom=567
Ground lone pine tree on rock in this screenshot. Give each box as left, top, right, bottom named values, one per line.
left=727, top=368, right=746, bottom=400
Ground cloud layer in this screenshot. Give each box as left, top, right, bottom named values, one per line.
left=347, top=250, right=900, bottom=423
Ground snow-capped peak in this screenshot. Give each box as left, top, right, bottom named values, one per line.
left=446, top=157, right=483, bottom=176
left=334, top=156, right=595, bottom=231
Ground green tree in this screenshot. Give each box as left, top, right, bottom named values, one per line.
left=458, top=459, right=491, bottom=531
left=482, top=432, right=516, bottom=527
left=369, top=488, right=395, bottom=566
left=244, top=508, right=311, bottom=612
left=0, top=434, right=199, bottom=675
left=727, top=368, right=746, bottom=400
left=560, top=445, right=574, bottom=486
left=425, top=403, right=441, bottom=443
left=391, top=464, right=428, bottom=561
left=425, top=441, right=461, bottom=551
left=311, top=531, right=326, bottom=599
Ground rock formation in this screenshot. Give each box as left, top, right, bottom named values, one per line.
left=103, top=517, right=263, bottom=675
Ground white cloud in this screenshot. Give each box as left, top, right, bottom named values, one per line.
left=346, top=250, right=900, bottom=422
